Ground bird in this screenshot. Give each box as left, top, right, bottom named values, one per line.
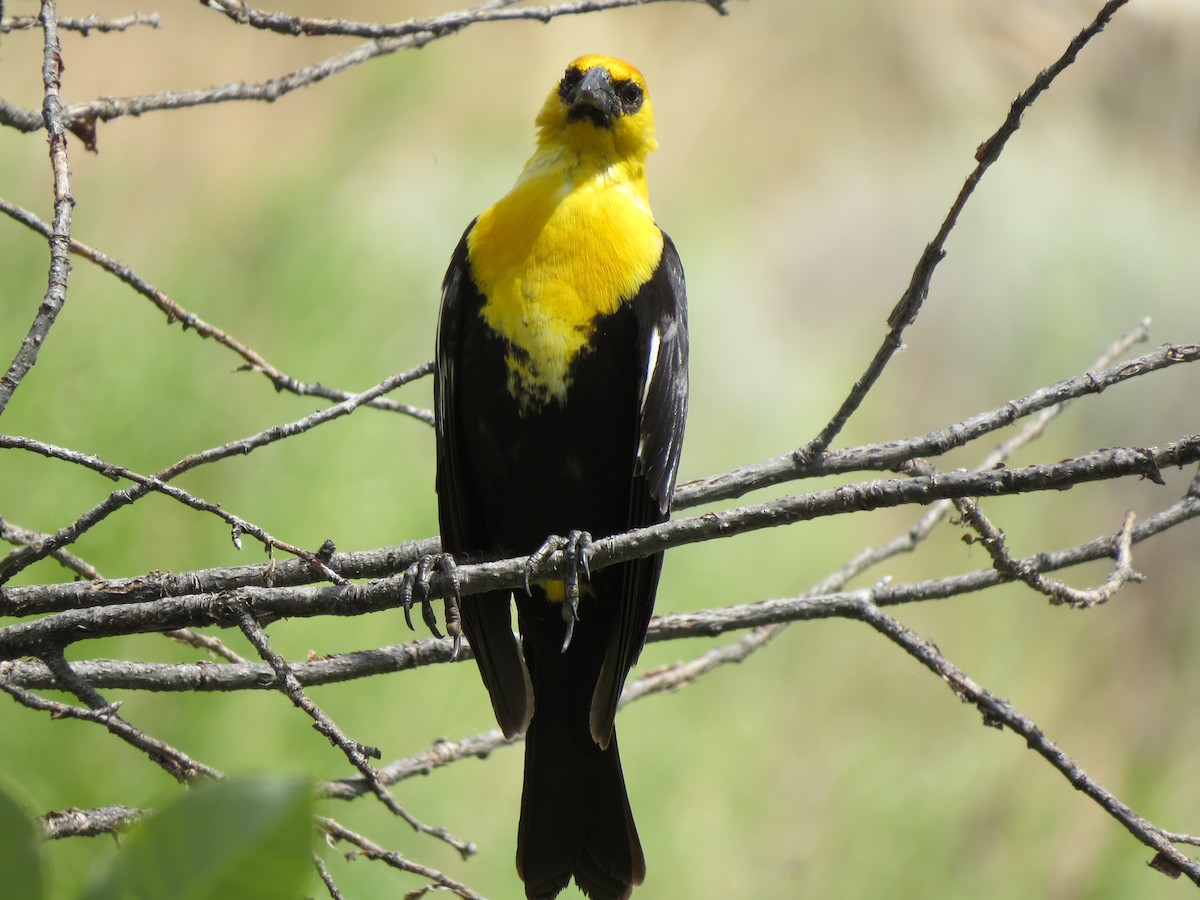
left=432, top=54, right=689, bottom=900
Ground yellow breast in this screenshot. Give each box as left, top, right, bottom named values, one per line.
left=467, top=160, right=663, bottom=412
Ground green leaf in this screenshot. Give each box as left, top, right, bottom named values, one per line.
left=83, top=778, right=313, bottom=900
left=0, top=782, right=44, bottom=900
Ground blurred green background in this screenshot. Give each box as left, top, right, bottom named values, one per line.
left=2, top=0, right=1199, bottom=897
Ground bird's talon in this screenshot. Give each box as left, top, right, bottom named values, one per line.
left=399, top=563, right=420, bottom=631
left=398, top=552, right=458, bottom=640
left=524, top=538, right=558, bottom=596
left=422, top=597, right=444, bottom=639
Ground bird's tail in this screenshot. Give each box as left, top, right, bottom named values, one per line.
left=516, top=684, right=645, bottom=900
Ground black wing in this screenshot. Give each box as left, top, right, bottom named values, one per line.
left=435, top=224, right=533, bottom=739
left=589, top=232, right=689, bottom=746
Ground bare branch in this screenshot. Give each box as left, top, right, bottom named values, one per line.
left=235, top=611, right=475, bottom=859
left=0, top=1, right=74, bottom=415
left=0, top=666, right=221, bottom=783
left=5, top=475, right=1198, bottom=693
left=0, top=196, right=433, bottom=423
left=164, top=627, right=248, bottom=664
left=0, top=11, right=160, bottom=35
left=318, top=817, right=485, bottom=900
left=682, top=333, right=1196, bottom=509
left=794, top=0, right=1131, bottom=463
left=203, top=0, right=721, bottom=39
left=0, top=516, right=100, bottom=580
left=4, top=330, right=1186, bottom=616
left=0, top=363, right=432, bottom=583
left=39, top=805, right=148, bottom=839
left=955, top=499, right=1144, bottom=608
left=2, top=438, right=1196, bottom=658
left=312, top=853, right=345, bottom=900
left=853, top=598, right=1200, bottom=886
left=1, top=1, right=725, bottom=149
left=0, top=434, right=346, bottom=584
left=1, top=538, right=442, bottom=617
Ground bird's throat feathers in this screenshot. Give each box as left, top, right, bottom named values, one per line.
left=467, top=58, right=662, bottom=414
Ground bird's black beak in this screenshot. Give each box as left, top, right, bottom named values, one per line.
left=566, top=67, right=618, bottom=128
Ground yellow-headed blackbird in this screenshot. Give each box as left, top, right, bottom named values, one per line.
left=434, top=55, right=688, bottom=899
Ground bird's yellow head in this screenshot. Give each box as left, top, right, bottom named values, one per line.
left=534, top=54, right=657, bottom=163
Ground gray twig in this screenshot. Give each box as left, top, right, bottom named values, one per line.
left=793, top=0, right=1131, bottom=464
left=0, top=363, right=432, bottom=584
left=1, top=1, right=724, bottom=150
left=318, top=816, right=486, bottom=900
left=204, top=0, right=722, bottom=39
left=0, top=197, right=434, bottom=423
left=0, top=662, right=221, bottom=783
left=0, top=1, right=74, bottom=415
left=0, top=11, right=160, bottom=34
left=235, top=610, right=475, bottom=859
left=853, top=597, right=1200, bottom=886
left=0, top=434, right=345, bottom=584
left=955, top=499, right=1144, bottom=608
left=40, top=804, right=148, bottom=839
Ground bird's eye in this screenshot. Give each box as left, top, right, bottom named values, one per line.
left=616, top=80, right=643, bottom=111
left=558, top=67, right=584, bottom=99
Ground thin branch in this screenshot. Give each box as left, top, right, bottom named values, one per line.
left=39, top=804, right=148, bottom=839
left=0, top=515, right=101, bottom=579
left=793, top=0, right=1131, bottom=464
left=1, top=1, right=724, bottom=149
left=0, top=434, right=346, bottom=584
left=0, top=196, right=434, bottom=422
left=852, top=598, right=1200, bottom=886
left=0, top=669, right=221, bottom=783
left=235, top=610, right=475, bottom=859
left=205, top=0, right=723, bottom=39
left=681, top=331, right=1196, bottom=509
left=955, top=499, right=1144, bottom=608
left=164, top=627, right=248, bottom=664
left=322, top=728, right=513, bottom=800
left=312, top=852, right=345, bottom=900
left=0, top=1, right=74, bottom=415
left=0, top=514, right=248, bottom=661
left=0, top=363, right=432, bottom=584
left=319, top=817, right=485, bottom=900
left=1, top=38, right=420, bottom=149
left=0, top=11, right=160, bottom=34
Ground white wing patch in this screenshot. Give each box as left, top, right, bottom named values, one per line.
left=636, top=325, right=662, bottom=463
left=639, top=325, right=662, bottom=415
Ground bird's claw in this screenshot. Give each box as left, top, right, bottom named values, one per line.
left=524, top=530, right=593, bottom=653
left=399, top=552, right=461, bottom=653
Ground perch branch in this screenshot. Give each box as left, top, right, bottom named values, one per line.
left=4, top=473, right=1198, bottom=690
left=2, top=438, right=1197, bottom=658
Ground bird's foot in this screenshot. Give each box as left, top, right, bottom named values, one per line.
left=524, top=530, right=592, bottom=652
left=399, top=552, right=462, bottom=657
